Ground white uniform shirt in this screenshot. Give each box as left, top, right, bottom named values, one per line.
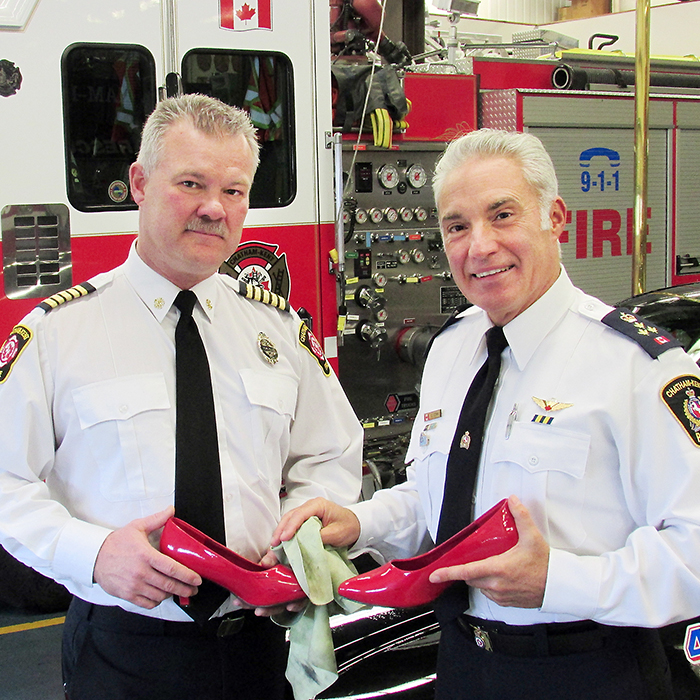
left=0, top=244, right=363, bottom=620
left=351, top=269, right=700, bottom=627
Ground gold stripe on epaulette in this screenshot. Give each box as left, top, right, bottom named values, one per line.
left=239, top=282, right=289, bottom=313
left=38, top=283, right=96, bottom=312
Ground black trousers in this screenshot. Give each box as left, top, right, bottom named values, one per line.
left=62, top=598, right=289, bottom=700
left=435, top=616, right=674, bottom=700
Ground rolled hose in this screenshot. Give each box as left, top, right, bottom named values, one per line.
left=552, top=63, right=700, bottom=90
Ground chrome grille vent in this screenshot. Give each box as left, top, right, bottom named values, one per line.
left=2, top=204, right=71, bottom=299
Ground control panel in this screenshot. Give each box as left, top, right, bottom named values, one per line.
left=337, top=143, right=467, bottom=457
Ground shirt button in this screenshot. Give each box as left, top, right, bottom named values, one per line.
left=528, top=455, right=539, bottom=466
left=119, top=404, right=129, bottom=414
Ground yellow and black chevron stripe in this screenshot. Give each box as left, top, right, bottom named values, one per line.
left=237, top=282, right=289, bottom=313
left=37, top=282, right=96, bottom=312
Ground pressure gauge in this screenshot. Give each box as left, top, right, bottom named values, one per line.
left=369, top=207, right=384, bottom=224
left=355, top=208, right=368, bottom=225
left=384, top=207, right=399, bottom=223
left=411, top=249, right=426, bottom=264
left=406, top=163, right=428, bottom=189
left=375, top=307, right=389, bottom=323
left=399, top=207, right=414, bottom=223
left=342, top=209, right=352, bottom=225
left=414, top=206, right=429, bottom=222
left=396, top=249, right=411, bottom=265
left=377, top=163, right=400, bottom=189
left=373, top=271, right=388, bottom=287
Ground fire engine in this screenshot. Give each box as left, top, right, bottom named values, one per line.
left=3, top=0, right=700, bottom=481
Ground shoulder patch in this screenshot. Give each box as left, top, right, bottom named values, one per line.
left=0, top=325, right=32, bottom=383
left=661, top=375, right=700, bottom=447
left=236, top=282, right=289, bottom=313
left=601, top=308, right=682, bottom=358
left=37, top=282, right=96, bottom=313
left=298, top=322, right=331, bottom=376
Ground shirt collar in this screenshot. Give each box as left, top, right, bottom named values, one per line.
left=456, top=306, right=493, bottom=366
left=123, top=241, right=221, bottom=323
left=504, top=266, right=576, bottom=371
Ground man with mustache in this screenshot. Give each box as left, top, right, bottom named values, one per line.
left=271, top=129, right=700, bottom=699
left=0, top=94, right=362, bottom=700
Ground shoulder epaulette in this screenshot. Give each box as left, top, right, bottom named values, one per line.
left=425, top=303, right=473, bottom=356
left=37, top=282, right=97, bottom=313
left=236, top=281, right=290, bottom=313
left=601, top=307, right=682, bottom=358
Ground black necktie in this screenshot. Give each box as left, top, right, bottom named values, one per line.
left=436, top=325, right=509, bottom=544
left=173, top=290, right=227, bottom=623
left=434, top=326, right=509, bottom=623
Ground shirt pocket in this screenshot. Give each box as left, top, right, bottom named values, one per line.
left=72, top=373, right=173, bottom=501
left=407, top=427, right=454, bottom=535
left=490, top=421, right=590, bottom=547
left=239, top=368, right=297, bottom=464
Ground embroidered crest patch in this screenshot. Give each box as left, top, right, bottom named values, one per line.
left=298, top=323, right=330, bottom=376
left=661, top=375, right=700, bottom=446
left=0, top=325, right=32, bottom=383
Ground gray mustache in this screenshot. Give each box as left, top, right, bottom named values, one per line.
left=185, top=218, right=227, bottom=236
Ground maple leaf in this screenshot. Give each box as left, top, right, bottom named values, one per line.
left=236, top=3, right=256, bottom=21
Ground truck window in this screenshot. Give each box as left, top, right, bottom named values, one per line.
left=181, top=49, right=295, bottom=208
left=61, top=43, right=157, bottom=212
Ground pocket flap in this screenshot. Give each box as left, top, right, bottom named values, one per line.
left=491, top=421, right=590, bottom=479
left=239, top=368, right=297, bottom=417
left=72, top=373, right=170, bottom=429
left=406, top=424, right=454, bottom=464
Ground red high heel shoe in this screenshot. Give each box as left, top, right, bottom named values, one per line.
left=338, top=499, right=518, bottom=608
left=160, top=517, right=305, bottom=608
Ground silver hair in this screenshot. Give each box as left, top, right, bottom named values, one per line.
left=432, top=129, right=559, bottom=229
left=136, top=94, right=260, bottom=176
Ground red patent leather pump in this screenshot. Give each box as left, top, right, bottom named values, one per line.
left=160, top=517, right=305, bottom=608
left=338, top=499, right=518, bottom=608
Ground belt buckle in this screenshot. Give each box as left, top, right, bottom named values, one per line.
left=216, top=613, right=245, bottom=638
left=471, top=624, right=493, bottom=652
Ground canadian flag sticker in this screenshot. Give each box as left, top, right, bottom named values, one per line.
left=220, top=0, right=272, bottom=31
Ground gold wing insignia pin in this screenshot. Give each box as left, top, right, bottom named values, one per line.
left=532, top=397, right=574, bottom=412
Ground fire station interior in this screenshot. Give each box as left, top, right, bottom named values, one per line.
left=3, top=1, right=700, bottom=698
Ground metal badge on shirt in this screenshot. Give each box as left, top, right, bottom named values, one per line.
left=531, top=396, right=573, bottom=426
left=258, top=332, right=279, bottom=365
left=420, top=410, right=442, bottom=447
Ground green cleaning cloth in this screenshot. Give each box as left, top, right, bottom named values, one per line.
left=272, top=516, right=365, bottom=700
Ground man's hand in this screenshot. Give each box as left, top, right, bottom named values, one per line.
left=266, top=497, right=361, bottom=556
left=93, top=506, right=201, bottom=609
left=252, top=497, right=361, bottom=617
left=239, top=593, right=309, bottom=619
left=429, top=495, right=550, bottom=608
